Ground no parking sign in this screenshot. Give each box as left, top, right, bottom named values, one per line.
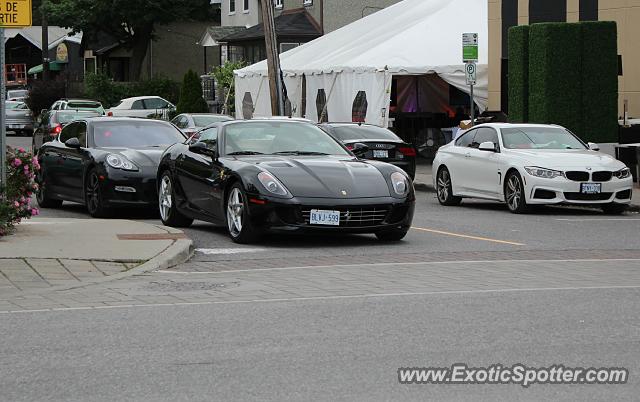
left=465, top=63, right=477, bottom=85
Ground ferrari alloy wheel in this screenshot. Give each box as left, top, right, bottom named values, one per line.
left=436, top=167, right=461, bottom=206
left=85, top=169, right=111, bottom=218
left=505, top=171, right=529, bottom=214
left=35, top=168, right=62, bottom=208
left=226, top=183, right=260, bottom=244
left=158, top=172, right=193, bottom=227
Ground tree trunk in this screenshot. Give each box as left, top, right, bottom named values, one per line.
left=128, top=25, right=153, bottom=81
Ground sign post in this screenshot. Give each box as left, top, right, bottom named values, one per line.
left=462, top=33, right=478, bottom=127
left=0, top=0, right=32, bottom=192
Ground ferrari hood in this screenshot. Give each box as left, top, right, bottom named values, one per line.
left=104, top=147, right=165, bottom=167
left=256, top=156, right=391, bottom=198
left=508, top=149, right=626, bottom=170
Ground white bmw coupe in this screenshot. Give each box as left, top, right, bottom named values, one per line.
left=433, top=123, right=633, bottom=214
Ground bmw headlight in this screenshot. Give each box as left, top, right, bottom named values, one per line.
left=614, top=167, right=631, bottom=179
left=257, top=171, right=290, bottom=197
left=391, top=172, right=409, bottom=195
left=106, top=154, right=138, bottom=171
left=524, top=166, right=564, bottom=179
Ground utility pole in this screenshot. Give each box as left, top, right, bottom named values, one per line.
left=0, top=27, right=5, bottom=190
left=260, top=0, right=284, bottom=116
left=41, top=12, right=49, bottom=81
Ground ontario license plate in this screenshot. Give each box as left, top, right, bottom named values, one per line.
left=309, top=209, right=340, bottom=226
left=581, top=183, right=601, bottom=194
left=373, top=150, right=388, bottom=158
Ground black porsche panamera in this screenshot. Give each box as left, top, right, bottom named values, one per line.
left=157, top=120, right=415, bottom=243
left=36, top=117, right=186, bottom=217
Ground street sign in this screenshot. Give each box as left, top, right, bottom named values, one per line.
left=462, top=32, right=478, bottom=63
left=465, top=62, right=477, bottom=85
left=0, top=0, right=32, bottom=27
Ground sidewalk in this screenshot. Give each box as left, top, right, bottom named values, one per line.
left=0, top=218, right=192, bottom=298
left=412, top=162, right=640, bottom=210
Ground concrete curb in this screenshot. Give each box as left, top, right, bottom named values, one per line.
left=1, top=237, right=194, bottom=298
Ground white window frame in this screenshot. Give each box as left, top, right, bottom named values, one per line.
left=242, top=0, right=250, bottom=13
left=229, top=0, right=236, bottom=14
left=303, top=0, right=313, bottom=6
left=274, top=0, right=283, bottom=9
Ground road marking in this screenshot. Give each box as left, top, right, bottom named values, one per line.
left=411, top=226, right=525, bottom=246
left=556, top=218, right=640, bottom=222
left=155, top=258, right=640, bottom=275
left=2, top=284, right=640, bottom=315
left=195, top=248, right=267, bottom=255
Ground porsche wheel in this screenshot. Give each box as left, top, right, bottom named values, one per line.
left=85, top=169, right=111, bottom=218
left=158, top=171, right=193, bottom=227
left=505, top=171, right=529, bottom=214
left=226, top=183, right=261, bottom=244
left=436, top=167, right=461, bottom=206
left=36, top=168, right=62, bottom=208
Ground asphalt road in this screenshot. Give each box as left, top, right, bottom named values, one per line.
left=4, top=135, right=640, bottom=401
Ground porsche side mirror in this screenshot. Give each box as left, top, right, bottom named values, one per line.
left=588, top=142, right=600, bottom=151
left=65, top=137, right=81, bottom=149
left=351, top=142, right=369, bottom=156
left=479, top=141, right=497, bottom=152
left=189, top=141, right=217, bottom=158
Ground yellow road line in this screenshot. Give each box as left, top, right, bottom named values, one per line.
left=411, top=227, right=525, bottom=246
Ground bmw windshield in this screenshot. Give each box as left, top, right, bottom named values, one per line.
left=501, top=127, right=587, bottom=150
left=224, top=121, right=351, bottom=156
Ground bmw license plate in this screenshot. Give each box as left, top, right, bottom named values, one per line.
left=581, top=183, right=601, bottom=194
left=373, top=150, right=388, bottom=158
left=309, top=209, right=340, bottom=226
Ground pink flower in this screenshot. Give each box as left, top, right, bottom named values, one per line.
left=31, top=208, right=39, bottom=216
left=13, top=158, right=22, bottom=167
left=18, top=147, right=25, bottom=153
left=13, top=201, right=19, bottom=208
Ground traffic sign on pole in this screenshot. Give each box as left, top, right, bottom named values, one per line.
left=465, top=62, right=477, bottom=85
left=462, top=32, right=478, bottom=63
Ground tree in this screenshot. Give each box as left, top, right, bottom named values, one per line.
left=43, top=0, right=212, bottom=81
left=211, top=61, right=246, bottom=115
left=176, top=70, right=209, bottom=114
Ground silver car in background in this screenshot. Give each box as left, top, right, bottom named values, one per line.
left=5, top=101, right=34, bottom=136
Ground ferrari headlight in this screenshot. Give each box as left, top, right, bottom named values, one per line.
left=614, top=167, right=631, bottom=179
left=257, top=171, right=289, bottom=196
left=391, top=172, right=409, bottom=195
left=106, top=154, right=138, bottom=171
left=524, top=166, right=564, bottom=179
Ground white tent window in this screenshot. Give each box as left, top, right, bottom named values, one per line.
left=316, top=89, right=328, bottom=123
left=352, top=91, right=368, bottom=122
left=242, top=92, right=254, bottom=119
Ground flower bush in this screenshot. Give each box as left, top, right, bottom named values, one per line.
left=0, top=147, right=40, bottom=236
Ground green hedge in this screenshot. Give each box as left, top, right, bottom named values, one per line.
left=176, top=70, right=209, bottom=114
left=507, top=25, right=529, bottom=123
left=84, top=73, right=180, bottom=108
left=528, top=22, right=583, bottom=136
left=580, top=21, right=618, bottom=143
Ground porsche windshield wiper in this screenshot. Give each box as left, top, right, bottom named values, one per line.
left=228, top=151, right=264, bottom=155
left=273, top=151, right=329, bottom=155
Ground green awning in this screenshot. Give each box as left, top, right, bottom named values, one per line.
left=27, top=62, right=63, bottom=75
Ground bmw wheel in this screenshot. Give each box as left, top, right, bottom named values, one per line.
left=158, top=171, right=193, bottom=227
left=436, top=167, right=462, bottom=206
left=226, top=183, right=261, bottom=244
left=505, top=171, right=530, bottom=214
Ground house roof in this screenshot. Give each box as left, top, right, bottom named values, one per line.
left=4, top=26, right=81, bottom=50
left=199, top=26, right=246, bottom=46
left=221, top=10, right=321, bottom=42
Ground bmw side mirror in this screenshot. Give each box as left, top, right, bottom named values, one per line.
left=189, top=141, right=217, bottom=158
left=351, top=142, right=369, bottom=156
left=65, top=137, right=81, bottom=149
left=588, top=142, right=600, bottom=151
left=478, top=141, right=497, bottom=152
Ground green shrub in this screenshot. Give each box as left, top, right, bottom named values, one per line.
left=580, top=21, right=618, bottom=143
left=25, top=81, right=66, bottom=117
left=507, top=25, right=529, bottom=123
left=0, top=147, right=39, bottom=236
left=528, top=22, right=583, bottom=135
left=84, top=73, right=180, bottom=108
left=176, top=70, right=209, bottom=114
left=212, top=61, right=246, bottom=115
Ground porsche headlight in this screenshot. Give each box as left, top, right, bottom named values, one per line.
left=257, top=171, right=290, bottom=196
left=524, top=166, right=564, bottom=179
left=391, top=172, right=409, bottom=195
left=106, top=154, right=138, bottom=171
left=614, top=167, right=631, bottom=179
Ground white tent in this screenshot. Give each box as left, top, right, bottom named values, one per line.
left=234, top=0, right=488, bottom=126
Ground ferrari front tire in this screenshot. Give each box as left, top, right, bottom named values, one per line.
left=226, top=183, right=261, bottom=244
left=158, top=171, right=193, bottom=227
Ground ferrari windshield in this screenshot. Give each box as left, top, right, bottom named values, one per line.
left=501, top=127, right=587, bottom=150
left=92, top=121, right=186, bottom=148
left=224, top=121, right=350, bottom=156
